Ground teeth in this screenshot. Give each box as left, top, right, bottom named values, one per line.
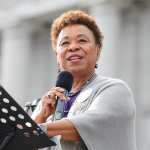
left=69, top=56, right=81, bottom=60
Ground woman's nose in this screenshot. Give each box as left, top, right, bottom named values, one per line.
left=68, top=42, right=80, bottom=51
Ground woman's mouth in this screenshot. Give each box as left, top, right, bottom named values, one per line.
left=67, top=55, right=83, bottom=62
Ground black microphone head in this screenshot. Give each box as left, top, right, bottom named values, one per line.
left=56, top=71, right=73, bottom=92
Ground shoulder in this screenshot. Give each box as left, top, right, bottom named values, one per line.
left=89, top=75, right=136, bottom=115
left=90, top=74, right=132, bottom=95
left=89, top=74, right=135, bottom=109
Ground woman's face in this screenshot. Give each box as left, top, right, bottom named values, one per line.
left=56, top=24, right=100, bottom=75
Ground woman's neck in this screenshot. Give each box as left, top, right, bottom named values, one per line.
left=71, top=71, right=95, bottom=93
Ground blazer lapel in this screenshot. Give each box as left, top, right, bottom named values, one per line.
left=68, top=88, right=93, bottom=116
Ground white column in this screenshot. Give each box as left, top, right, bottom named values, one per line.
left=89, top=3, right=122, bottom=77
left=1, top=22, right=58, bottom=107
left=28, top=27, right=57, bottom=101
left=136, top=5, right=150, bottom=150
left=1, top=23, right=33, bottom=106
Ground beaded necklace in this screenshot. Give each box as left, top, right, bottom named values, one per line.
left=63, top=72, right=97, bottom=117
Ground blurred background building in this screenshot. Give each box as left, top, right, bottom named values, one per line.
left=0, top=0, right=150, bottom=149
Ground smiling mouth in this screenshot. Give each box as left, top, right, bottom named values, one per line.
left=67, top=55, right=83, bottom=62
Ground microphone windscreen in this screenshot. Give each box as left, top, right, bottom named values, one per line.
left=56, top=71, right=73, bottom=92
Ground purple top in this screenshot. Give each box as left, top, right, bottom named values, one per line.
left=63, top=91, right=80, bottom=117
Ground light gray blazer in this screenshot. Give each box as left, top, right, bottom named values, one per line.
left=33, top=75, right=137, bottom=150
left=62, top=75, right=137, bottom=150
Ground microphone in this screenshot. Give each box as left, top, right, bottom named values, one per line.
left=54, top=71, right=73, bottom=120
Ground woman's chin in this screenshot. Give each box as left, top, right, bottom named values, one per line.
left=66, top=66, right=88, bottom=75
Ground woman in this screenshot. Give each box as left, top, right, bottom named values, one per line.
left=32, top=10, right=137, bottom=150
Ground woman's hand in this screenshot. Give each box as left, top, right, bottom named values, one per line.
left=34, top=87, right=68, bottom=123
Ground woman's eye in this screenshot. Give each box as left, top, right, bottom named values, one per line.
left=60, top=41, right=69, bottom=46
left=79, top=39, right=87, bottom=43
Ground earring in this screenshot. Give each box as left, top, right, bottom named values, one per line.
left=57, top=63, right=61, bottom=73
left=95, top=64, right=98, bottom=68
left=57, top=68, right=61, bottom=73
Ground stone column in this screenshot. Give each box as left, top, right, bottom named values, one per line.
left=1, top=21, right=58, bottom=107
left=89, top=3, right=122, bottom=77
left=1, top=23, right=33, bottom=106
left=135, top=4, right=150, bottom=150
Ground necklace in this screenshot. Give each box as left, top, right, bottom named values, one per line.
left=68, top=72, right=97, bottom=96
